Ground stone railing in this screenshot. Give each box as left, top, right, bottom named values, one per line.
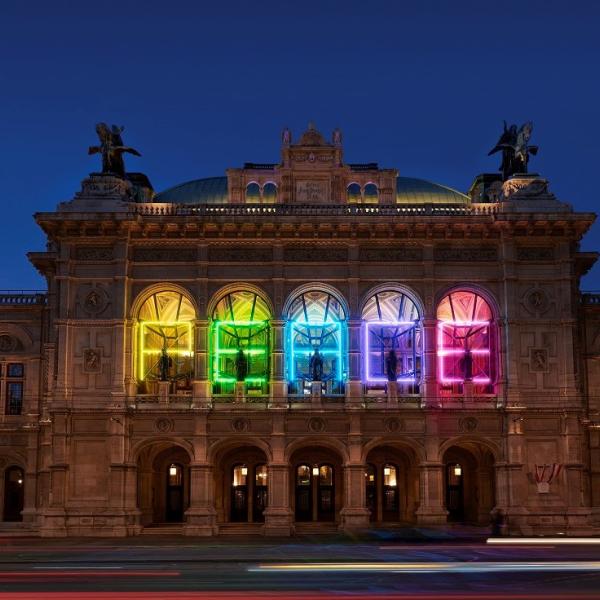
left=0, top=291, right=47, bottom=306
left=129, top=393, right=501, bottom=410
left=581, top=292, right=600, bottom=305
left=131, top=202, right=500, bottom=218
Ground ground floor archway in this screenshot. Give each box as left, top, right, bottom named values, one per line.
left=215, top=445, right=269, bottom=524
left=289, top=445, right=343, bottom=523
left=442, top=442, right=495, bottom=524
left=365, top=444, right=419, bottom=523
left=3, top=466, right=24, bottom=522
left=137, top=443, right=191, bottom=526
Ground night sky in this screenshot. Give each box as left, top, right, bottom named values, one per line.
left=1, top=0, right=599, bottom=290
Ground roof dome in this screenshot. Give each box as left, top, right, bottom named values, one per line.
left=155, top=176, right=468, bottom=205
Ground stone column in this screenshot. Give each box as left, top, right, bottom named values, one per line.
left=340, top=463, right=370, bottom=531
left=415, top=462, right=447, bottom=525
left=184, top=463, right=218, bottom=536
left=193, top=319, right=211, bottom=407
left=422, top=318, right=438, bottom=407
left=270, top=320, right=287, bottom=407
left=345, top=319, right=363, bottom=405
left=264, top=463, right=294, bottom=535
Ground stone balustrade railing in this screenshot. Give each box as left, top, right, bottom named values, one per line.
left=0, top=291, right=47, bottom=305
left=581, top=292, right=600, bottom=305
left=131, top=202, right=500, bottom=218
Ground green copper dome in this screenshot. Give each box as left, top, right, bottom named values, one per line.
left=155, top=176, right=468, bottom=205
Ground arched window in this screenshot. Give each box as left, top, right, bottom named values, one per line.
left=362, top=290, right=421, bottom=393
left=137, top=290, right=195, bottom=391
left=211, top=290, right=271, bottom=396
left=245, top=182, right=261, bottom=203
left=262, top=182, right=277, bottom=204
left=363, top=183, right=379, bottom=204
left=347, top=183, right=362, bottom=204
left=437, top=290, right=497, bottom=395
left=286, top=290, right=346, bottom=396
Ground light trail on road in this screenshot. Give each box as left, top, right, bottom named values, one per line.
left=251, top=561, right=600, bottom=573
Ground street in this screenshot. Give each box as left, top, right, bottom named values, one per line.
left=0, top=533, right=599, bottom=598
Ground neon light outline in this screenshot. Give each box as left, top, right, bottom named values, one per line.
left=363, top=320, right=421, bottom=383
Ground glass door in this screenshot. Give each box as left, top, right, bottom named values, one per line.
left=382, top=464, right=399, bottom=521
left=231, top=464, right=248, bottom=522
left=295, top=464, right=312, bottom=522
left=253, top=464, right=268, bottom=522
left=165, top=463, right=184, bottom=522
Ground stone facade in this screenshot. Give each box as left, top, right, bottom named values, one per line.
left=1, top=125, right=599, bottom=537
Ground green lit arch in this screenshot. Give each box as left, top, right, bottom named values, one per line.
left=210, top=287, right=272, bottom=396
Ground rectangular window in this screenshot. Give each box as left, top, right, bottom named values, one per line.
left=4, top=363, right=24, bottom=415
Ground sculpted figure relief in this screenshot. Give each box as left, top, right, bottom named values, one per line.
left=88, top=123, right=141, bottom=178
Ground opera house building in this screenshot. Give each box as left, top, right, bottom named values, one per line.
left=0, top=123, right=599, bottom=537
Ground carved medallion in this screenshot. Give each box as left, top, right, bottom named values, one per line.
left=308, top=417, right=326, bottom=433
left=83, top=288, right=108, bottom=316
left=0, top=335, right=17, bottom=352
left=384, top=417, right=404, bottom=433
left=523, top=287, right=550, bottom=315
left=154, top=418, right=174, bottom=433
left=459, top=417, right=478, bottom=433
left=232, top=418, right=250, bottom=433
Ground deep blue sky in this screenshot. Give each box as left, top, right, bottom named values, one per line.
left=1, top=0, right=599, bottom=290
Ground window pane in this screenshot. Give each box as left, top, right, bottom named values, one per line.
left=383, top=465, right=397, bottom=487
left=233, top=465, right=247, bottom=487
left=297, top=465, right=311, bottom=486
left=255, top=464, right=268, bottom=486
left=6, top=382, right=23, bottom=415
left=319, top=465, right=333, bottom=486
left=168, top=464, right=182, bottom=486
left=7, top=363, right=24, bottom=378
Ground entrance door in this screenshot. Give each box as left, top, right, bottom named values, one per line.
left=366, top=464, right=376, bottom=522
left=317, top=464, right=334, bottom=521
left=3, top=467, right=24, bottom=522
left=231, top=464, right=248, bottom=522
left=253, top=464, right=268, bottom=522
left=382, top=464, right=399, bottom=521
left=446, top=463, right=464, bottom=521
left=295, top=464, right=312, bottom=521
left=165, top=463, right=184, bottom=522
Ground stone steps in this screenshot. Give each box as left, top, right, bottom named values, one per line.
left=218, top=522, right=264, bottom=535
left=294, top=522, right=339, bottom=535
left=140, top=523, right=184, bottom=535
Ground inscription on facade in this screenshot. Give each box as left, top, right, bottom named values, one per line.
left=284, top=246, right=347, bottom=262
left=517, top=247, right=555, bottom=261
left=434, top=247, right=498, bottom=261
left=359, top=247, right=423, bottom=261
left=208, top=246, right=273, bottom=262
left=295, top=180, right=329, bottom=203
left=75, top=247, right=114, bottom=261
left=132, top=248, right=197, bottom=262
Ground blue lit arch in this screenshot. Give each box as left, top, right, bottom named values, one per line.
left=285, top=287, right=347, bottom=396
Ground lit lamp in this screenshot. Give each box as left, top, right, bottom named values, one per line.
left=312, top=465, right=319, bottom=477
left=453, top=464, right=462, bottom=477
left=17, top=478, right=23, bottom=485
left=241, top=466, right=248, bottom=476
left=169, top=465, right=177, bottom=477
left=384, top=467, right=391, bottom=476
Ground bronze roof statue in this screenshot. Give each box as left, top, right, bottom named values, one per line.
left=488, top=121, right=539, bottom=180
left=88, top=123, right=141, bottom=178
